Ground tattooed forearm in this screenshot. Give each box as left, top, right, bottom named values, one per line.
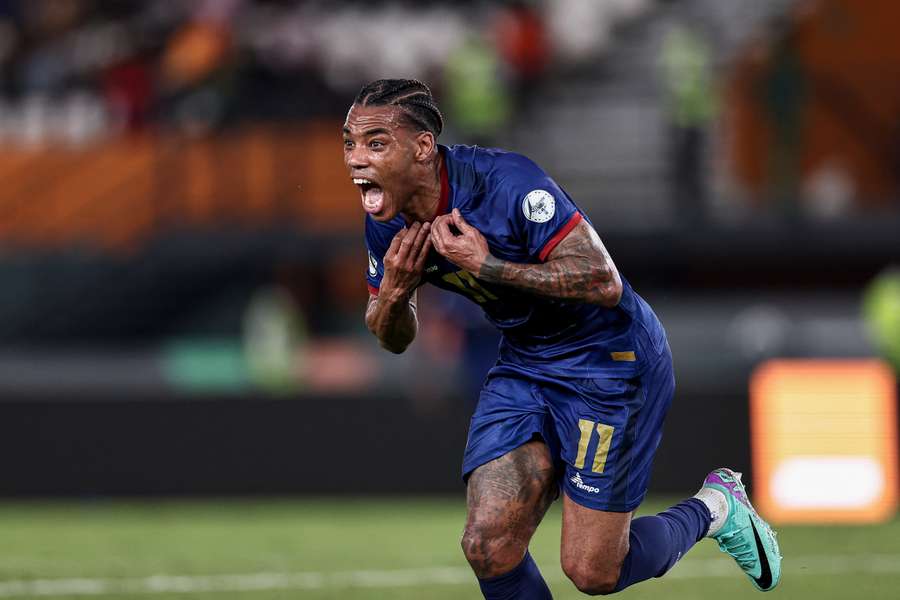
left=364, top=290, right=418, bottom=354
left=477, top=220, right=623, bottom=308
left=479, top=254, right=618, bottom=305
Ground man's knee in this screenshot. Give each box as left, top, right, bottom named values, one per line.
left=460, top=519, right=526, bottom=578
left=559, top=493, right=632, bottom=594
left=561, top=556, right=622, bottom=596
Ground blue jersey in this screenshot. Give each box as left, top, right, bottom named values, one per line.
left=365, top=144, right=667, bottom=378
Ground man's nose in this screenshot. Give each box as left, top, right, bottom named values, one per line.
left=346, top=147, right=369, bottom=169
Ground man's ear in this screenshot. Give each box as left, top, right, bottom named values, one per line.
left=414, top=131, right=436, bottom=162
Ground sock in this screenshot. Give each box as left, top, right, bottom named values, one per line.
left=693, top=486, right=729, bottom=536
left=613, top=499, right=711, bottom=592
left=478, top=551, right=552, bottom=600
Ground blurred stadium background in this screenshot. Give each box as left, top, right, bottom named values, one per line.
left=0, top=0, right=899, bottom=598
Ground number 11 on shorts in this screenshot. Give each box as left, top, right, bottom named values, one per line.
left=574, top=419, right=615, bottom=473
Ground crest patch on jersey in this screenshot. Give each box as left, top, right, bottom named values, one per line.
left=367, top=251, right=378, bottom=276
left=522, top=190, right=555, bottom=223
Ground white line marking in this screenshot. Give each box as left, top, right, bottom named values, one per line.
left=0, top=554, right=898, bottom=596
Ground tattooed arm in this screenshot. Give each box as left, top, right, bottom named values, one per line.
left=431, top=209, right=622, bottom=308
left=365, top=289, right=419, bottom=354
left=480, top=219, right=622, bottom=307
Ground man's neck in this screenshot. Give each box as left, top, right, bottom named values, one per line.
left=401, top=156, right=443, bottom=224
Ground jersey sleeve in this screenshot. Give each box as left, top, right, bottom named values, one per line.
left=364, top=216, right=392, bottom=296
left=501, top=154, right=583, bottom=262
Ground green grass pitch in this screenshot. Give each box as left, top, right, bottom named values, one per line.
left=0, top=497, right=897, bottom=599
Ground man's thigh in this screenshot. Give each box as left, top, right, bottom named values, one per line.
left=462, top=440, right=558, bottom=578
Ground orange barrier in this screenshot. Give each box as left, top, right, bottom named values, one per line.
left=750, top=359, right=898, bottom=523
left=0, top=122, right=359, bottom=250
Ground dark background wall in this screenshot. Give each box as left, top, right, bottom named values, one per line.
left=0, top=386, right=748, bottom=497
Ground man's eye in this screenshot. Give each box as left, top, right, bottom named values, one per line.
left=370, top=140, right=384, bottom=149
left=343, top=140, right=354, bottom=149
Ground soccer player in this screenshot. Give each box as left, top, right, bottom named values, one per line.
left=345, top=79, right=781, bottom=598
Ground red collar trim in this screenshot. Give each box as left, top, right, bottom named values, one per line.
left=432, top=152, right=450, bottom=220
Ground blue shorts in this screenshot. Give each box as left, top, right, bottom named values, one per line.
left=462, top=344, right=675, bottom=512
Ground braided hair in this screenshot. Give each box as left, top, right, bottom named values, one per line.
left=354, top=79, right=444, bottom=138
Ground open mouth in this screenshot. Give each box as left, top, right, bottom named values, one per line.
left=353, top=178, right=385, bottom=215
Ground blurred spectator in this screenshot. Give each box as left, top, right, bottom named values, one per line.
left=158, top=18, right=235, bottom=135
left=102, top=52, right=153, bottom=131
left=243, top=284, right=305, bottom=393
left=160, top=21, right=231, bottom=92
left=660, top=21, right=715, bottom=225
left=760, top=16, right=806, bottom=219
left=444, top=32, right=511, bottom=143
left=492, top=1, right=549, bottom=90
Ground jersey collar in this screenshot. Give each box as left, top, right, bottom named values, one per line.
left=432, top=149, right=450, bottom=220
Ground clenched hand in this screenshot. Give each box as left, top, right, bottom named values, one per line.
left=431, top=209, right=490, bottom=274
left=380, top=221, right=432, bottom=300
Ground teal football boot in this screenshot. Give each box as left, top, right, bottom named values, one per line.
left=702, top=468, right=782, bottom=591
